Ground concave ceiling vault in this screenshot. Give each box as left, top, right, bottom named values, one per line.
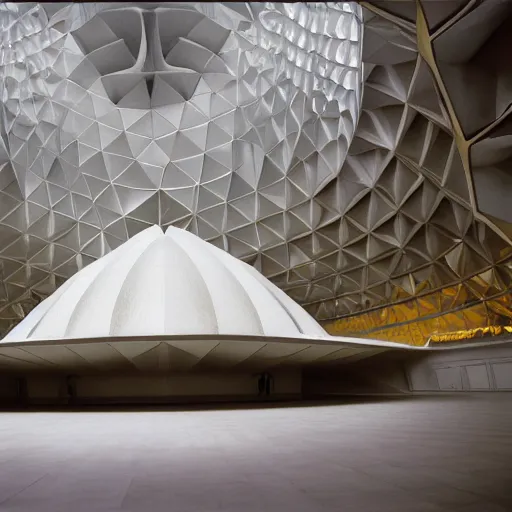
left=0, top=1, right=512, bottom=345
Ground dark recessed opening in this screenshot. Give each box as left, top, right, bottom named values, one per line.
left=146, top=78, right=154, bottom=97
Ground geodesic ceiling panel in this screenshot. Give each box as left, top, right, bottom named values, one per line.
left=323, top=0, right=512, bottom=343
left=0, top=2, right=363, bottom=335
left=1, top=1, right=512, bottom=345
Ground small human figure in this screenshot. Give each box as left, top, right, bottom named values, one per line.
left=256, top=372, right=274, bottom=397
left=257, top=373, right=265, bottom=396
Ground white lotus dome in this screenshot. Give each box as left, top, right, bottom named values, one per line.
left=4, top=226, right=327, bottom=342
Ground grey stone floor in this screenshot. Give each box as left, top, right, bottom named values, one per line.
left=0, top=395, right=511, bottom=511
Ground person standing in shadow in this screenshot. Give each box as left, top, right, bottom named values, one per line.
left=264, top=372, right=274, bottom=396
left=256, top=372, right=275, bottom=397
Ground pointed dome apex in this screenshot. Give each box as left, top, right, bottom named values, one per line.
left=4, top=226, right=326, bottom=342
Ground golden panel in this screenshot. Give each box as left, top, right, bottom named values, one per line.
left=324, top=282, right=512, bottom=346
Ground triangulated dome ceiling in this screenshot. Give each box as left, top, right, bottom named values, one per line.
left=1, top=1, right=512, bottom=345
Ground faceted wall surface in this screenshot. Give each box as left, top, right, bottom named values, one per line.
left=324, top=1, right=512, bottom=344
left=1, top=1, right=512, bottom=344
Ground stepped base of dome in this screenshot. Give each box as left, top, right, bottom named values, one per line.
left=0, top=333, right=400, bottom=375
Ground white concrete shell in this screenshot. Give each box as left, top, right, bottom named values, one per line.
left=4, top=225, right=327, bottom=342
left=0, top=226, right=415, bottom=374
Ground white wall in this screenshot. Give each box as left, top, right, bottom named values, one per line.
left=407, top=343, right=512, bottom=391
left=303, top=342, right=512, bottom=396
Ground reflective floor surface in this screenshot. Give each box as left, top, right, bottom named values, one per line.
left=0, top=395, right=511, bottom=511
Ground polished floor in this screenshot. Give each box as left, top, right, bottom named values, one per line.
left=0, top=395, right=511, bottom=511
